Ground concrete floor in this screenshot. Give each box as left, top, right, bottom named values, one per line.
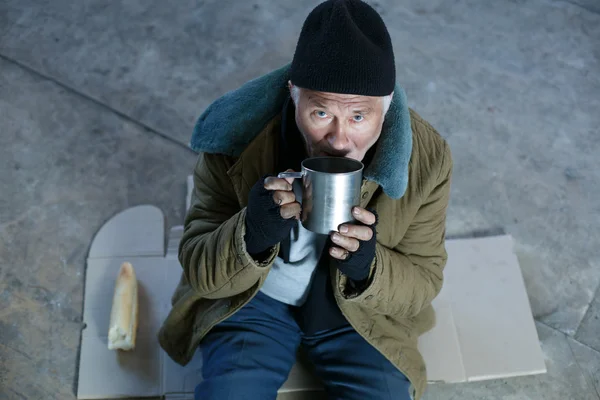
left=0, top=0, right=599, bottom=399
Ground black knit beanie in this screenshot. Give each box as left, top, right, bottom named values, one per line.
left=290, top=0, right=395, bottom=97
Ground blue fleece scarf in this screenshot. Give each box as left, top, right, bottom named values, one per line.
left=189, top=64, right=412, bottom=199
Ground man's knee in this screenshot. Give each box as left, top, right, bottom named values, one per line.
left=196, top=327, right=299, bottom=399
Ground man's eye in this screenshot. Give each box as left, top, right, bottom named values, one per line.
left=353, top=115, right=364, bottom=122
left=316, top=111, right=328, bottom=118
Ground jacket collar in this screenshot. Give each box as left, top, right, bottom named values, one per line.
left=190, top=64, right=413, bottom=199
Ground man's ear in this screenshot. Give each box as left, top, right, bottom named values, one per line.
left=288, top=81, right=298, bottom=106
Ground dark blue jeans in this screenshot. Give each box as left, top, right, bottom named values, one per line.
left=196, top=291, right=411, bottom=400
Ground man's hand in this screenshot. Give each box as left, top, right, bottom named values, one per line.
left=329, top=207, right=376, bottom=260
left=329, top=207, right=378, bottom=282
left=244, top=171, right=300, bottom=256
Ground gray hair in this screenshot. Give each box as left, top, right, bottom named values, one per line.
left=290, top=86, right=392, bottom=115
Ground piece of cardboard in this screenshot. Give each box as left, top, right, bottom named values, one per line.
left=78, top=185, right=546, bottom=399
left=417, top=303, right=466, bottom=383
left=418, top=235, right=547, bottom=383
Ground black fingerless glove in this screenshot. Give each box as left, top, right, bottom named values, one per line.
left=332, top=211, right=378, bottom=282
left=244, top=176, right=297, bottom=256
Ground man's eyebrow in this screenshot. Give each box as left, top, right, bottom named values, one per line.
left=352, top=107, right=373, bottom=114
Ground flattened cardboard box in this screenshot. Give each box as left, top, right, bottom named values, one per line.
left=78, top=200, right=546, bottom=399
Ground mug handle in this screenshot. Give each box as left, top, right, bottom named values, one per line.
left=277, top=171, right=304, bottom=179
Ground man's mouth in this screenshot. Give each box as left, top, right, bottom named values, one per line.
left=321, top=150, right=349, bottom=157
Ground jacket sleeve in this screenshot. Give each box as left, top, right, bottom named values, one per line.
left=340, top=141, right=452, bottom=318
left=178, top=152, right=277, bottom=299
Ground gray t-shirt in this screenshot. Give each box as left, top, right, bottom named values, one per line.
left=259, top=179, right=328, bottom=306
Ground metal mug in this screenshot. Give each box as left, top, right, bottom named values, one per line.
left=278, top=157, right=364, bottom=235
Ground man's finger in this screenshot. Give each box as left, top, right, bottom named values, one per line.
left=329, top=246, right=350, bottom=260
left=330, top=232, right=360, bottom=252
left=352, top=207, right=377, bottom=225
left=264, top=176, right=293, bottom=191
left=337, top=224, right=373, bottom=241
left=281, top=169, right=297, bottom=185
left=273, top=190, right=296, bottom=206
left=280, top=202, right=301, bottom=219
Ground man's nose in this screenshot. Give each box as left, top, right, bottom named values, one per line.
left=327, top=120, right=349, bottom=150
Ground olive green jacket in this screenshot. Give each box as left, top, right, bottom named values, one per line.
left=158, top=65, right=452, bottom=400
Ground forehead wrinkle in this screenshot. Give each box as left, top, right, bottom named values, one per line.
left=307, top=94, right=377, bottom=114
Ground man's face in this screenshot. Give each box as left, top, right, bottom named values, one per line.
left=290, top=84, right=387, bottom=162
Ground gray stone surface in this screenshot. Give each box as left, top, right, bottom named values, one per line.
left=1, top=0, right=600, bottom=399
left=423, top=323, right=600, bottom=400
left=0, top=0, right=321, bottom=146
left=577, top=289, right=600, bottom=352
left=560, top=0, right=600, bottom=13
left=0, top=57, right=196, bottom=399
left=569, top=339, right=600, bottom=398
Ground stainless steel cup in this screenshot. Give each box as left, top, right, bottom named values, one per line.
left=278, top=157, right=364, bottom=235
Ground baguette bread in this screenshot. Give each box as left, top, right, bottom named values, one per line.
left=107, top=262, right=138, bottom=351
